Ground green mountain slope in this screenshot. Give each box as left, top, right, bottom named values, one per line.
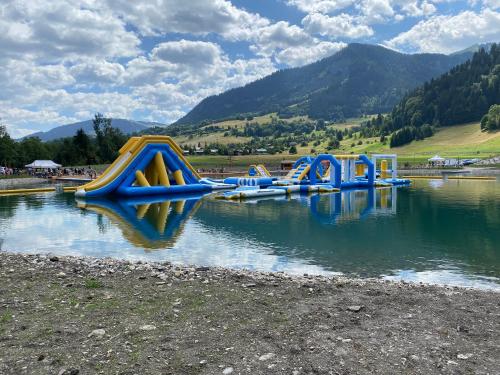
left=176, top=43, right=473, bottom=125
left=390, top=44, right=500, bottom=129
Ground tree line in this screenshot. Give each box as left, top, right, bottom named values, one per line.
left=0, top=114, right=127, bottom=168
left=360, top=44, right=500, bottom=147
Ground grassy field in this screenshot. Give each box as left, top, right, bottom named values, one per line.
left=184, top=122, right=500, bottom=169
left=176, top=115, right=367, bottom=150
left=176, top=113, right=311, bottom=147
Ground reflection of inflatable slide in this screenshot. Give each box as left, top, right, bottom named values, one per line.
left=75, top=136, right=227, bottom=198
left=76, top=193, right=205, bottom=249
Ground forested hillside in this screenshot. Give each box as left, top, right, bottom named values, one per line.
left=176, top=43, right=473, bottom=125
left=362, top=44, right=500, bottom=147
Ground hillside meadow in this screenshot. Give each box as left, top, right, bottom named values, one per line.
left=181, top=121, right=500, bottom=169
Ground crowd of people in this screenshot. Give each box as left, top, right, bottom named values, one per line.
left=1, top=166, right=98, bottom=179
left=0, top=167, right=19, bottom=176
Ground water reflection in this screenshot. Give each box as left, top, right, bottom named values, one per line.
left=0, top=180, right=499, bottom=289
left=75, top=188, right=398, bottom=249
left=76, top=193, right=207, bottom=249
left=310, top=187, right=396, bottom=225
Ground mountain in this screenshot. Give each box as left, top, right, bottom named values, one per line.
left=24, top=119, right=165, bottom=142
left=450, top=42, right=494, bottom=56
left=386, top=43, right=500, bottom=146
left=176, top=43, right=475, bottom=125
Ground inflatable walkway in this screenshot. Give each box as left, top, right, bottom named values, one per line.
left=75, top=136, right=221, bottom=198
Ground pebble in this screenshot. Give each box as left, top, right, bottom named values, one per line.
left=58, top=369, right=79, bottom=375
left=222, top=367, right=234, bottom=374
left=140, top=325, right=156, bottom=331
left=457, top=353, right=473, bottom=360
left=88, top=329, right=105, bottom=339
left=258, top=353, right=275, bottom=361
left=56, top=272, right=66, bottom=278
left=347, top=305, right=363, bottom=312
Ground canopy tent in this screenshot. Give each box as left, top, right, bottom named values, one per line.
left=25, top=160, right=62, bottom=169
left=428, top=155, right=445, bottom=162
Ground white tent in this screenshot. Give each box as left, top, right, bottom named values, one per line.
left=25, top=160, right=62, bottom=169
left=428, top=155, right=445, bottom=162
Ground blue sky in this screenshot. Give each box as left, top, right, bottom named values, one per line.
left=0, top=0, right=499, bottom=137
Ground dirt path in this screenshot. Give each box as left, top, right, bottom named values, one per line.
left=0, top=252, right=499, bottom=375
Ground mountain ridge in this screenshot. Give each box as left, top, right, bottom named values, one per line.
left=23, top=119, right=166, bottom=142
left=175, top=43, right=476, bottom=126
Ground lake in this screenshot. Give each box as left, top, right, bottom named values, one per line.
left=1, top=179, right=499, bottom=289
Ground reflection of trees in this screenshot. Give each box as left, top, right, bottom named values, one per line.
left=0, top=195, right=22, bottom=220
left=24, top=194, right=45, bottom=210
left=395, top=185, right=500, bottom=267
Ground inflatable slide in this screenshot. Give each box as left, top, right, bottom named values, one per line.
left=75, top=136, right=227, bottom=198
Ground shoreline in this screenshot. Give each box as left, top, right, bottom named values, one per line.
left=1, top=252, right=498, bottom=374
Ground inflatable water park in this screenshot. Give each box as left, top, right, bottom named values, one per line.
left=67, top=135, right=410, bottom=200
left=0, top=135, right=411, bottom=198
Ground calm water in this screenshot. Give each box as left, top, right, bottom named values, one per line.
left=1, top=179, right=500, bottom=289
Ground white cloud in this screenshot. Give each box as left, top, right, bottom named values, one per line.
left=275, top=41, right=347, bottom=67
left=399, top=1, right=437, bottom=17
left=286, top=0, right=356, bottom=13
left=0, top=0, right=140, bottom=63
left=69, top=60, right=125, bottom=86
left=385, top=9, right=500, bottom=53
left=250, top=21, right=314, bottom=56
left=151, top=40, right=224, bottom=69
left=479, top=0, right=500, bottom=9
left=104, top=0, right=269, bottom=41
left=289, top=0, right=438, bottom=22
left=303, top=13, right=374, bottom=39
left=0, top=105, right=78, bottom=138
left=357, top=0, right=395, bottom=23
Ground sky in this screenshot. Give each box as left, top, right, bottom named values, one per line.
left=0, top=0, right=499, bottom=138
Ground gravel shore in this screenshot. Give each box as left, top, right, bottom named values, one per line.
left=0, top=252, right=499, bottom=374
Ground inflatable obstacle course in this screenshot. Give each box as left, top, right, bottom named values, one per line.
left=216, top=184, right=338, bottom=200
left=372, top=154, right=411, bottom=185
left=75, top=136, right=222, bottom=197
left=0, top=136, right=412, bottom=200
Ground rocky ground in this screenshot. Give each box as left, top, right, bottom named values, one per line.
left=0, top=252, right=499, bottom=375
